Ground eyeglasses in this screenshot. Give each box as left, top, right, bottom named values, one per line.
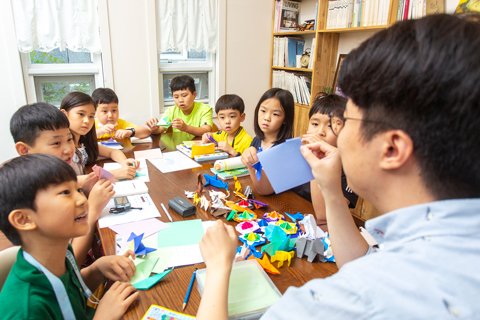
left=329, top=108, right=394, bottom=136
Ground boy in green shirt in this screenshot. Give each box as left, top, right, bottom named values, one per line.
left=146, top=75, right=213, bottom=139
left=0, top=154, right=138, bottom=320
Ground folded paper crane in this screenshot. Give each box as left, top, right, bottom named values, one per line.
left=127, top=232, right=157, bottom=257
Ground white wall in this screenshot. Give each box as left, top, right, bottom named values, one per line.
left=0, top=0, right=27, bottom=163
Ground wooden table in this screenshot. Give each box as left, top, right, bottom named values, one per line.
left=97, top=133, right=338, bottom=319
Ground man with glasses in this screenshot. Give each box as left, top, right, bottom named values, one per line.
left=196, top=13, right=480, bottom=319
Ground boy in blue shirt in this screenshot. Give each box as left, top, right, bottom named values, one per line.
left=0, top=154, right=138, bottom=319
left=146, top=75, right=213, bottom=139
left=196, top=14, right=480, bottom=319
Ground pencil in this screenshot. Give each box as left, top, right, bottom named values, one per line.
left=161, top=203, right=173, bottom=222
left=183, top=268, right=197, bottom=311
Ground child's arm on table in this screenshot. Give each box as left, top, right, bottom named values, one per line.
left=98, top=144, right=139, bottom=180
left=301, top=142, right=368, bottom=268
left=197, top=220, right=237, bottom=320
left=71, top=179, right=114, bottom=265
left=172, top=118, right=211, bottom=136
left=114, top=125, right=152, bottom=139
left=96, top=124, right=116, bottom=138
left=241, top=147, right=275, bottom=195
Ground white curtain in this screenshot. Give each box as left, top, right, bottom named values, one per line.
left=10, top=0, right=101, bottom=53
left=157, top=0, right=218, bottom=53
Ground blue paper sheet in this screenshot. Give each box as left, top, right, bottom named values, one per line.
left=256, top=138, right=314, bottom=194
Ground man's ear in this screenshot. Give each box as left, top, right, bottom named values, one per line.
left=240, top=113, right=246, bottom=122
left=8, top=209, right=37, bottom=232
left=379, top=130, right=414, bottom=170
left=15, top=142, right=31, bottom=156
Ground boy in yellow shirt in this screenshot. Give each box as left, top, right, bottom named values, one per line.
left=145, top=75, right=213, bottom=139
left=202, top=94, right=252, bottom=156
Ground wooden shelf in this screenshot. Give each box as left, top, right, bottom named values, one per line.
left=273, top=30, right=316, bottom=36
left=294, top=103, right=310, bottom=108
left=318, top=25, right=388, bottom=33
left=272, top=66, right=313, bottom=72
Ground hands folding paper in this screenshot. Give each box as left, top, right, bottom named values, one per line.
left=127, top=232, right=157, bottom=257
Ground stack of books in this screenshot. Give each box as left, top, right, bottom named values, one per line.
left=274, top=0, right=302, bottom=33
left=273, top=37, right=305, bottom=68
left=396, top=0, right=427, bottom=21
left=325, top=0, right=391, bottom=29
left=272, top=70, right=311, bottom=106
left=176, top=143, right=229, bottom=161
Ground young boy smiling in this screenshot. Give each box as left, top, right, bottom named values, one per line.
left=0, top=154, right=138, bottom=320
left=201, top=94, right=252, bottom=156
left=145, top=75, right=213, bottom=139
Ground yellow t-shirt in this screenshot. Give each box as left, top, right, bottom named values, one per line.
left=211, top=126, right=253, bottom=155
left=95, top=118, right=137, bottom=139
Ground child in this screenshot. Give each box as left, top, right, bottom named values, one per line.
left=240, top=88, right=310, bottom=200
left=145, top=75, right=213, bottom=139
left=0, top=154, right=138, bottom=319
left=9, top=102, right=115, bottom=265
left=301, top=93, right=358, bottom=220
left=60, top=92, right=139, bottom=179
left=201, top=94, right=252, bottom=156
left=93, top=88, right=155, bottom=139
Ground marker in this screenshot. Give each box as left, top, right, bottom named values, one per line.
left=183, top=268, right=197, bottom=311
left=161, top=203, right=173, bottom=222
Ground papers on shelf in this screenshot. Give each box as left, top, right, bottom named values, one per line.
left=148, top=151, right=201, bottom=173
left=98, top=193, right=160, bottom=228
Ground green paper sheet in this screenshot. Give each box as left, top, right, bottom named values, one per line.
left=131, top=257, right=158, bottom=284
left=156, top=219, right=204, bottom=248
left=134, top=269, right=172, bottom=290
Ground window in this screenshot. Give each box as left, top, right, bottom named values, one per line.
left=21, top=48, right=103, bottom=106
left=159, top=49, right=215, bottom=109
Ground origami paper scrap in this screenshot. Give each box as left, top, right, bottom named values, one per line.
left=156, top=117, right=172, bottom=128
left=233, top=211, right=257, bottom=223
left=192, top=144, right=216, bottom=158
left=185, top=191, right=195, bottom=199
left=239, top=232, right=266, bottom=247
left=271, top=250, right=294, bottom=268
left=263, top=211, right=285, bottom=223
left=203, top=174, right=229, bottom=190
left=235, top=221, right=260, bottom=234
left=130, top=257, right=159, bottom=285
left=285, top=212, right=304, bottom=223
left=275, top=220, right=298, bottom=235
left=133, top=269, right=172, bottom=290
left=257, top=138, right=315, bottom=194
left=92, top=165, right=116, bottom=184
left=234, top=176, right=242, bottom=193
left=248, top=254, right=280, bottom=275
left=127, top=232, right=157, bottom=257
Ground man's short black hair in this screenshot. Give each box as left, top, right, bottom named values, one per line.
left=338, top=13, right=480, bottom=200
left=309, top=93, right=348, bottom=119
left=10, top=103, right=70, bottom=146
left=92, top=88, right=119, bottom=105
left=215, top=94, right=245, bottom=114
left=0, top=154, right=77, bottom=246
left=170, top=75, right=196, bottom=94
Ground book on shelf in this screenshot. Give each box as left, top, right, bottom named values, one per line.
left=308, top=38, right=315, bottom=70
left=273, top=37, right=305, bottom=68
left=326, top=0, right=391, bottom=29
left=274, top=0, right=301, bottom=33
left=272, top=70, right=311, bottom=106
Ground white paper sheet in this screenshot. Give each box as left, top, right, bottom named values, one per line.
left=167, top=244, right=204, bottom=268
left=148, top=151, right=201, bottom=173
left=98, top=193, right=161, bottom=228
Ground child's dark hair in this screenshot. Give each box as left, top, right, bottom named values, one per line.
left=215, top=94, right=245, bottom=114
left=254, top=88, right=294, bottom=144
left=0, top=154, right=77, bottom=246
left=60, top=92, right=98, bottom=167
left=10, top=103, right=70, bottom=146
left=338, top=13, right=480, bottom=200
left=170, top=75, right=196, bottom=94
left=309, top=93, right=347, bottom=119
left=92, top=88, right=119, bottom=105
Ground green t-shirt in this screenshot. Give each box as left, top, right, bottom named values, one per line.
left=164, top=101, right=213, bottom=139
left=0, top=245, right=95, bottom=320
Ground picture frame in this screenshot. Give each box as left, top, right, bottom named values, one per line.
left=332, top=54, right=347, bottom=96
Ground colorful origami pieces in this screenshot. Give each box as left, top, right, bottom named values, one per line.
left=249, top=199, right=268, bottom=209
left=185, top=190, right=195, bottom=198
left=92, top=165, right=115, bottom=184
left=197, top=173, right=204, bottom=194
left=295, top=237, right=325, bottom=262
left=235, top=244, right=250, bottom=262
left=235, top=199, right=255, bottom=210
left=233, top=211, right=257, bottom=223
left=133, top=269, right=172, bottom=290
left=262, top=225, right=296, bottom=256
left=199, top=195, right=210, bottom=211
left=248, top=254, right=280, bottom=275
left=235, top=221, right=260, bottom=234
left=285, top=212, right=304, bottom=223
left=244, top=186, right=254, bottom=199
left=203, top=173, right=229, bottom=190
left=156, top=117, right=172, bottom=127
left=275, top=220, right=298, bottom=235
left=239, top=232, right=266, bottom=247
left=298, top=214, right=327, bottom=240
left=225, top=201, right=256, bottom=215
left=210, top=207, right=231, bottom=219
left=271, top=250, right=295, bottom=268
left=263, top=211, right=285, bottom=223
left=127, top=232, right=157, bottom=257
left=252, top=147, right=263, bottom=181
left=234, top=176, right=242, bottom=193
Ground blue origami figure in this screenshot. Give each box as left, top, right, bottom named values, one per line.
left=127, top=232, right=157, bottom=257
left=252, top=147, right=263, bottom=181
left=203, top=173, right=229, bottom=190
left=285, top=212, right=304, bottom=223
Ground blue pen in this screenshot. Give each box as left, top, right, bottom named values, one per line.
left=182, top=268, right=197, bottom=311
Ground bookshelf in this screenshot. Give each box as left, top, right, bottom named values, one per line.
left=270, top=0, right=400, bottom=138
